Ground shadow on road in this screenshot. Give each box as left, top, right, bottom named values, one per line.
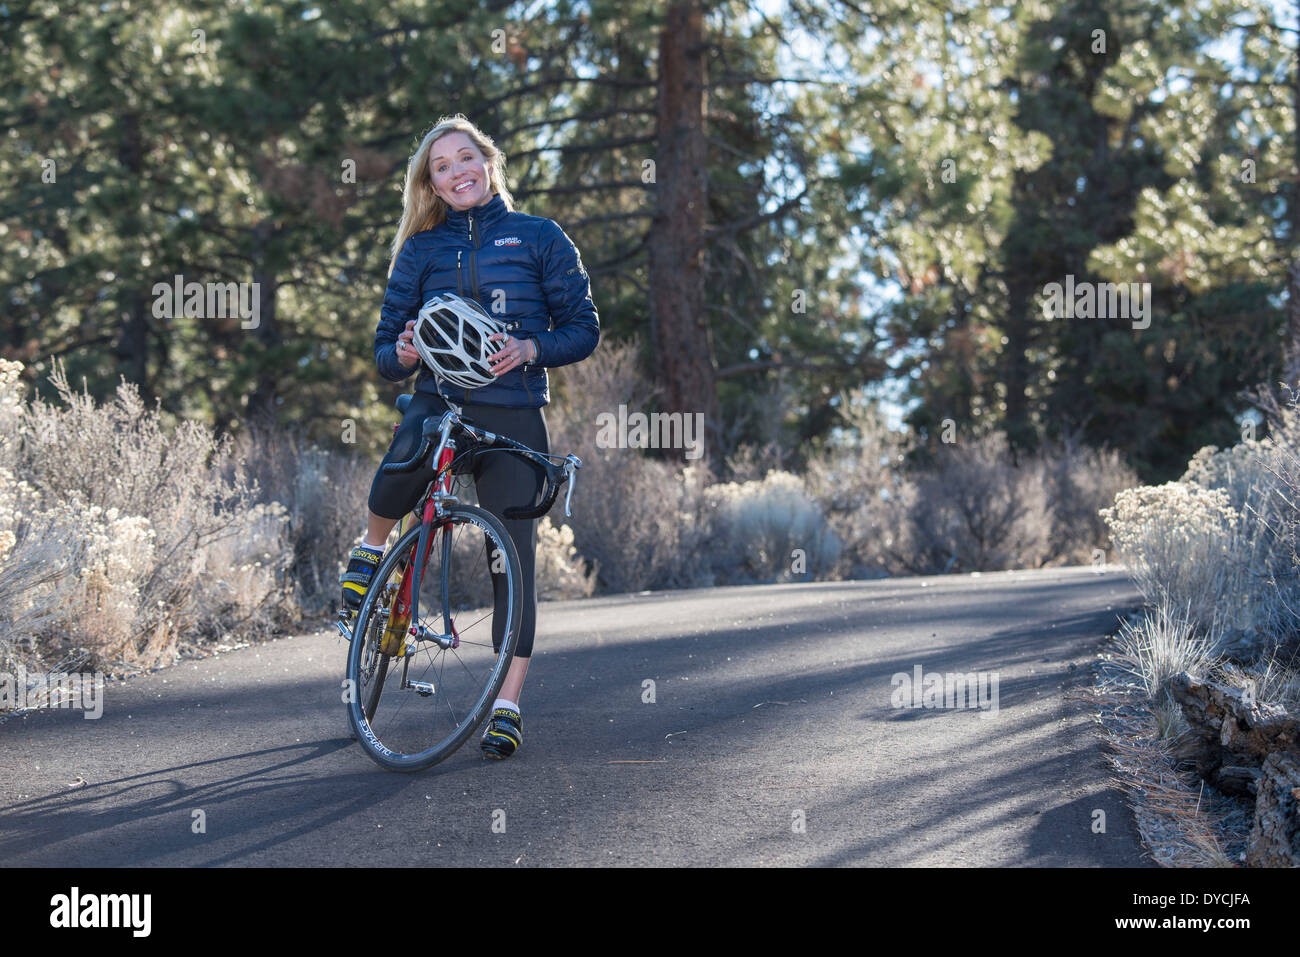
left=0, top=571, right=1145, bottom=866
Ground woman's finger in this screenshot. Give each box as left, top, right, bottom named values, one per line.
left=492, top=346, right=517, bottom=374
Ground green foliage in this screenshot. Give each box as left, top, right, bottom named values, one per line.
left=0, top=0, right=1294, bottom=485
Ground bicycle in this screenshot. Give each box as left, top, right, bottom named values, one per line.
left=337, top=392, right=581, bottom=772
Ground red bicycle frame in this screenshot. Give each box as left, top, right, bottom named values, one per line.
left=382, top=445, right=456, bottom=655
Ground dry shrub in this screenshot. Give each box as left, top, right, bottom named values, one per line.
left=0, top=523, right=75, bottom=672
left=1101, top=482, right=1248, bottom=645
left=705, top=471, right=840, bottom=584
left=228, top=421, right=374, bottom=615
left=1247, top=403, right=1300, bottom=653
left=535, top=515, right=597, bottom=600
left=0, top=360, right=21, bottom=475
left=1183, top=442, right=1300, bottom=655
left=803, top=396, right=911, bottom=578
left=723, top=440, right=786, bottom=483
left=807, top=404, right=1132, bottom=577
left=542, top=353, right=1138, bottom=587
left=545, top=337, right=713, bottom=593
left=2, top=360, right=294, bottom=671
left=893, top=432, right=1051, bottom=573
left=187, top=501, right=294, bottom=642
left=1182, top=441, right=1277, bottom=514
left=1104, top=437, right=1299, bottom=659
left=1039, top=436, right=1138, bottom=564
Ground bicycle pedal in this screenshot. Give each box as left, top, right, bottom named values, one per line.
left=409, top=680, right=435, bottom=697
left=336, top=610, right=356, bottom=641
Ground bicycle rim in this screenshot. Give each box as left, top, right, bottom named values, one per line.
left=346, top=504, right=523, bottom=772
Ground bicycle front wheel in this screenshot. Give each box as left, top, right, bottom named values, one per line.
left=345, top=503, right=523, bottom=772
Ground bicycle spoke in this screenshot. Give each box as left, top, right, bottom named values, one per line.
left=449, top=645, right=491, bottom=689
left=438, top=653, right=461, bottom=729
left=453, top=609, right=494, bottom=635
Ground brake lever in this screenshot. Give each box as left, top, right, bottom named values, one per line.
left=562, top=454, right=582, bottom=517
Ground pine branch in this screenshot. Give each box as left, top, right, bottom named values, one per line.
left=498, top=107, right=658, bottom=137
left=703, top=185, right=811, bottom=241
left=514, top=180, right=652, bottom=197
left=507, top=134, right=658, bottom=160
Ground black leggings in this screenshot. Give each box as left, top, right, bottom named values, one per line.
left=368, top=391, right=549, bottom=659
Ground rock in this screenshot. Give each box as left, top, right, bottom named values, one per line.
left=1168, top=673, right=1300, bottom=796
left=1215, top=765, right=1262, bottom=796
left=1246, top=750, right=1300, bottom=867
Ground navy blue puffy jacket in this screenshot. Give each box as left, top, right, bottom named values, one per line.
left=374, top=192, right=600, bottom=407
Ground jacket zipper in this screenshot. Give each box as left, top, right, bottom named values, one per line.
left=468, top=213, right=482, bottom=305
left=469, top=214, right=487, bottom=405
left=455, top=248, right=472, bottom=402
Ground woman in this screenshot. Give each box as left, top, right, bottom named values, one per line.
left=342, top=114, right=599, bottom=759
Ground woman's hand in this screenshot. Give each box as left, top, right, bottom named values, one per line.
left=487, top=333, right=537, bottom=376
left=396, top=320, right=420, bottom=369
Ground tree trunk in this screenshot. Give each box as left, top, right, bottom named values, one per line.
left=648, top=0, right=720, bottom=464
left=1003, top=264, right=1036, bottom=456
left=115, top=288, right=151, bottom=401
left=246, top=218, right=282, bottom=425
left=113, top=110, right=154, bottom=404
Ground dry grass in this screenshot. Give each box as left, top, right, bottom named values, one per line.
left=1150, top=692, right=1191, bottom=743
left=1111, top=603, right=1221, bottom=703
left=1090, top=611, right=1248, bottom=867
left=1086, top=676, right=1252, bottom=867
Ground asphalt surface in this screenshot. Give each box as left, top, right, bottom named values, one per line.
left=0, top=566, right=1150, bottom=867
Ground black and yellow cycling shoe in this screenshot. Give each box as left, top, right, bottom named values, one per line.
left=339, top=543, right=385, bottom=611
left=480, top=707, right=523, bottom=759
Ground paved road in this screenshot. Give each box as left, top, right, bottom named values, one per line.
left=0, top=567, right=1149, bottom=866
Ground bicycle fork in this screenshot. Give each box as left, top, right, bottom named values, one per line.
left=387, top=447, right=463, bottom=696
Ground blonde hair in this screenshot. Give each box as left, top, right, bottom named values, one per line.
left=388, top=114, right=516, bottom=276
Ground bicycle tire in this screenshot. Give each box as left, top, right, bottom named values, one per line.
left=345, top=503, right=523, bottom=772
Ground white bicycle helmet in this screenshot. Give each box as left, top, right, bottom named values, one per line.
left=412, top=292, right=508, bottom=389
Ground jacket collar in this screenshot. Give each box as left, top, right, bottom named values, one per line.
left=443, top=192, right=509, bottom=232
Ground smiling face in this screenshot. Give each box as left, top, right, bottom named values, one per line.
left=429, top=131, right=492, bottom=211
